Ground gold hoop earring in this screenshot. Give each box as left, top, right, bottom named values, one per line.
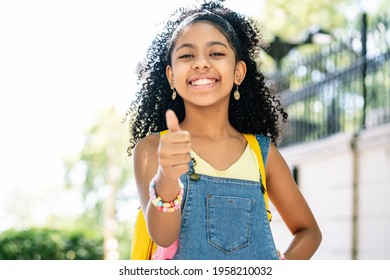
left=171, top=87, right=177, bottom=100
left=234, top=85, right=240, bottom=100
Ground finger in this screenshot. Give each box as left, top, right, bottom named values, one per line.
left=159, top=153, right=192, bottom=167
left=164, top=163, right=190, bottom=179
left=166, top=109, right=181, bottom=132
left=168, top=142, right=191, bottom=155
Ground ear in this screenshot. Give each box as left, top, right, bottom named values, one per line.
left=166, top=65, right=174, bottom=87
left=234, top=60, right=247, bottom=85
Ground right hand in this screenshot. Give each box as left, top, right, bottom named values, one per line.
left=157, top=109, right=191, bottom=181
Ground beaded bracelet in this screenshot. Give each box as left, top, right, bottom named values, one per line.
left=149, top=177, right=184, bottom=213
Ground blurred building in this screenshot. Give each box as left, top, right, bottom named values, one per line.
left=268, top=13, right=390, bottom=259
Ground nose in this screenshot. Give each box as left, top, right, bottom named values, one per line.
left=192, top=55, right=211, bottom=70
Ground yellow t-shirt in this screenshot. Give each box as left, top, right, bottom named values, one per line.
left=190, top=144, right=260, bottom=182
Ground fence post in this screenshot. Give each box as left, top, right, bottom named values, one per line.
left=361, top=12, right=368, bottom=130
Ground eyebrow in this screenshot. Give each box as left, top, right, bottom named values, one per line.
left=175, top=41, right=229, bottom=53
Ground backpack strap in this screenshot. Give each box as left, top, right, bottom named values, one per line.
left=160, top=130, right=168, bottom=136
left=242, top=133, right=272, bottom=222
left=131, top=208, right=157, bottom=260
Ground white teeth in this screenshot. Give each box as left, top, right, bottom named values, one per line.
left=191, top=78, right=215, bottom=86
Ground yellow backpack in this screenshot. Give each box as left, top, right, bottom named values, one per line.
left=130, top=132, right=271, bottom=260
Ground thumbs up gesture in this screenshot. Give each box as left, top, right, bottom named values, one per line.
left=157, top=110, right=191, bottom=181
left=166, top=109, right=182, bottom=133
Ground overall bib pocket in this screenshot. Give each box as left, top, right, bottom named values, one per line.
left=206, top=195, right=254, bottom=254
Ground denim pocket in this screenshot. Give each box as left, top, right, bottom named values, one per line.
left=206, top=195, right=253, bottom=254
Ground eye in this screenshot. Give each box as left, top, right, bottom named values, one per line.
left=210, top=52, right=225, bottom=57
left=178, top=53, right=193, bottom=59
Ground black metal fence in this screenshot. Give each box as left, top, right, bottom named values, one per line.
left=279, top=14, right=390, bottom=147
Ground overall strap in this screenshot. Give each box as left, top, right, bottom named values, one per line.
left=243, top=133, right=272, bottom=222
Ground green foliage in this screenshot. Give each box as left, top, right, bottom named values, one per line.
left=63, top=106, right=135, bottom=259
left=0, top=228, right=103, bottom=260
left=115, top=221, right=133, bottom=260
left=256, top=0, right=388, bottom=70
left=260, top=0, right=357, bottom=41
left=63, top=107, right=132, bottom=225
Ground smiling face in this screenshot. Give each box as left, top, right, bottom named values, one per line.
left=166, top=21, right=246, bottom=108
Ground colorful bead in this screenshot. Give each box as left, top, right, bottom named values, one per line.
left=149, top=176, right=184, bottom=213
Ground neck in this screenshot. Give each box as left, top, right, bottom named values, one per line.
left=180, top=105, right=236, bottom=139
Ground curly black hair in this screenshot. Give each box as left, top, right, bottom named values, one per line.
left=125, top=0, right=287, bottom=156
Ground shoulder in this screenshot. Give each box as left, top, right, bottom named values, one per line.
left=133, top=134, right=160, bottom=161
left=133, top=134, right=161, bottom=186
left=267, top=142, right=283, bottom=162
left=266, top=142, right=291, bottom=181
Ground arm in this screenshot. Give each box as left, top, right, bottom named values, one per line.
left=133, top=110, right=191, bottom=247
left=266, top=143, right=322, bottom=259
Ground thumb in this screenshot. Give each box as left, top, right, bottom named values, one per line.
left=166, top=109, right=181, bottom=132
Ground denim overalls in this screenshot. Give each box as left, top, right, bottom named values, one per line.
left=172, top=134, right=279, bottom=260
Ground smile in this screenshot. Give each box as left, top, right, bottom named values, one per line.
left=190, top=78, right=217, bottom=86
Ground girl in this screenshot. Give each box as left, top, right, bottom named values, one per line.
left=127, top=0, right=321, bottom=260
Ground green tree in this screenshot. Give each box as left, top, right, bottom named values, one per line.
left=0, top=228, right=103, bottom=260
left=64, top=106, right=133, bottom=259
left=256, top=0, right=388, bottom=70
left=260, top=0, right=352, bottom=42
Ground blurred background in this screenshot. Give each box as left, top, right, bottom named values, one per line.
left=0, top=0, right=388, bottom=260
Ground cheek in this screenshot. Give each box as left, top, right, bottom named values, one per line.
left=170, top=66, right=188, bottom=84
